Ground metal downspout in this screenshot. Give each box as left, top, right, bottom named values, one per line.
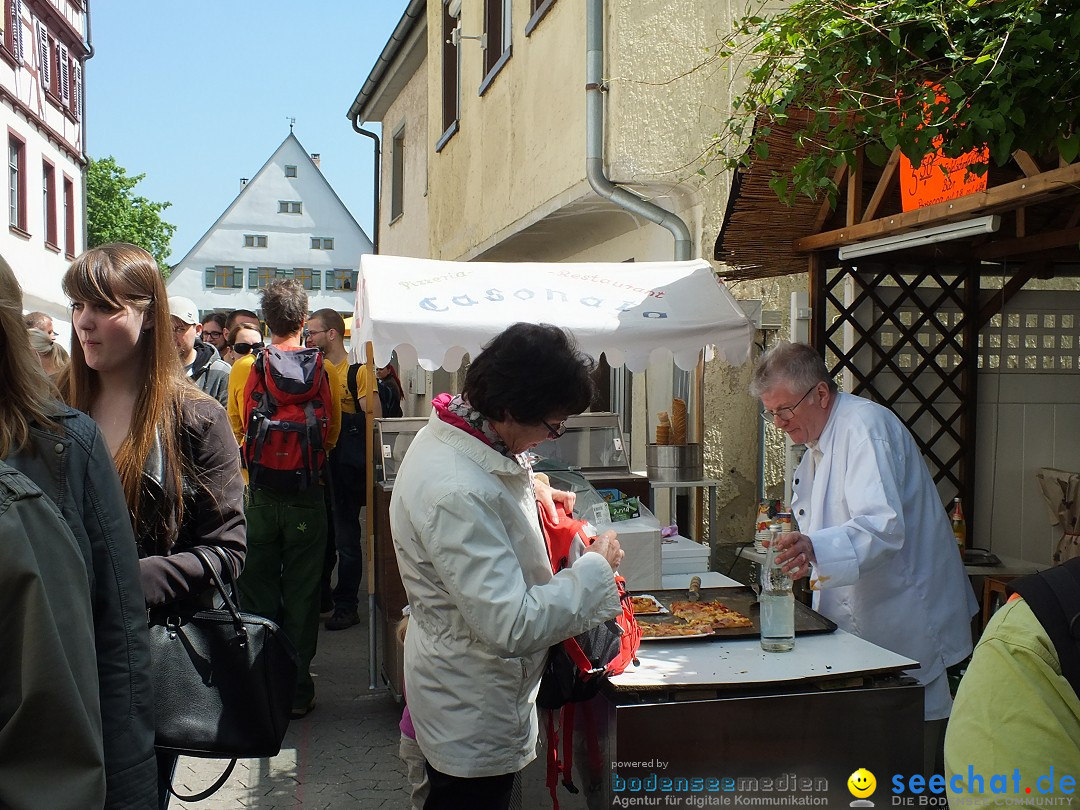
left=81, top=0, right=94, bottom=255
left=350, top=115, right=380, bottom=692
left=587, top=0, right=696, bottom=531
left=351, top=118, right=381, bottom=256
left=585, top=0, right=692, bottom=262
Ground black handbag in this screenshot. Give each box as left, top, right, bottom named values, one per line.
left=149, top=546, right=299, bottom=783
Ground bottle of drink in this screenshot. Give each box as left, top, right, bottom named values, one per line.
left=760, top=522, right=795, bottom=652
left=951, top=498, right=967, bottom=557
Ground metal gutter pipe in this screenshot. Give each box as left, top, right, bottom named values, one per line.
left=81, top=0, right=94, bottom=258
left=349, top=116, right=380, bottom=692
left=585, top=0, right=692, bottom=262
left=346, top=0, right=426, bottom=123
left=351, top=118, right=381, bottom=256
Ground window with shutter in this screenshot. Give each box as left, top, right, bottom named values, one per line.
left=58, top=43, right=69, bottom=106
left=233, top=267, right=243, bottom=288
left=205, top=268, right=216, bottom=288
left=73, top=61, right=81, bottom=118
left=310, top=269, right=321, bottom=290
left=248, top=268, right=259, bottom=288
left=36, top=20, right=46, bottom=89
left=9, top=0, right=21, bottom=62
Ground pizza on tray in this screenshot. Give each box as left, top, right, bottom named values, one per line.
left=669, top=600, right=753, bottom=629
left=629, top=595, right=666, bottom=615
left=638, top=620, right=715, bottom=639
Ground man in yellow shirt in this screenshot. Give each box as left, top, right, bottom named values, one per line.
left=234, top=283, right=341, bottom=718
left=307, top=308, right=379, bottom=630
left=225, top=324, right=265, bottom=449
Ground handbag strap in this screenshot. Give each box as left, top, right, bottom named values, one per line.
left=167, top=758, right=237, bottom=802
left=190, top=546, right=248, bottom=647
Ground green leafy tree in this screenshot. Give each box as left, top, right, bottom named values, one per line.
left=86, top=156, right=177, bottom=272
left=713, top=0, right=1080, bottom=205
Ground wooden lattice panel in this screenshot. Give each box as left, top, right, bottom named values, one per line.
left=814, top=264, right=977, bottom=509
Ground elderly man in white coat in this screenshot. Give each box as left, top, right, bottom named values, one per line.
left=751, top=342, right=977, bottom=775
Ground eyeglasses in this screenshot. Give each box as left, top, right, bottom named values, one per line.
left=203, top=329, right=223, bottom=339
left=232, top=342, right=264, bottom=356
left=761, top=386, right=817, bottom=423
left=307, top=328, right=329, bottom=338
left=541, top=418, right=568, bottom=440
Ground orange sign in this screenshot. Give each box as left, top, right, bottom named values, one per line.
left=900, top=145, right=989, bottom=211
left=898, top=84, right=989, bottom=211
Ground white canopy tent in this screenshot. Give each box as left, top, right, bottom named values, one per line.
left=348, top=255, right=754, bottom=371
left=348, top=254, right=755, bottom=689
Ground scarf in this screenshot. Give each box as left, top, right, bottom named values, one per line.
left=431, top=393, right=512, bottom=458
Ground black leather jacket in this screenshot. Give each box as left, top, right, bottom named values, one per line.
left=134, top=396, right=246, bottom=607
left=6, top=407, right=156, bottom=809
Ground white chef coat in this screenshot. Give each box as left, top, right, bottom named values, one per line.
left=791, top=393, right=978, bottom=719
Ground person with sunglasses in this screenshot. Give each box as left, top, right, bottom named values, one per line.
left=389, top=322, right=623, bottom=810
left=750, top=342, right=977, bottom=776
left=225, top=323, right=265, bottom=446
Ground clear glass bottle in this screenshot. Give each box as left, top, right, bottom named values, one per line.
left=760, top=522, right=795, bottom=652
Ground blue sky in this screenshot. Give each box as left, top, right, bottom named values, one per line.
left=86, top=2, right=405, bottom=265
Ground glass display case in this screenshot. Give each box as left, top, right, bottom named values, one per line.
left=374, top=416, right=428, bottom=484
left=531, top=412, right=629, bottom=476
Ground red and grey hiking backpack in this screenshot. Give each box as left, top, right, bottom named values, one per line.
left=242, top=346, right=332, bottom=492
left=536, top=503, right=641, bottom=809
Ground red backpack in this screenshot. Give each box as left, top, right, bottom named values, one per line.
left=242, top=346, right=332, bottom=492
left=536, top=503, right=641, bottom=808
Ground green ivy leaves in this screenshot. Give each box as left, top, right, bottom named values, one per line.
left=711, top=0, right=1078, bottom=207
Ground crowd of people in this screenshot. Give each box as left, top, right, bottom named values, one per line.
left=0, top=245, right=406, bottom=809
left=4, top=242, right=1076, bottom=810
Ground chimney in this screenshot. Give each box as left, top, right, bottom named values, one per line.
left=310, top=153, right=321, bottom=167
left=240, top=178, right=248, bottom=187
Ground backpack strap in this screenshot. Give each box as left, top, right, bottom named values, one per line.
left=1008, top=559, right=1080, bottom=695
left=346, top=363, right=363, bottom=412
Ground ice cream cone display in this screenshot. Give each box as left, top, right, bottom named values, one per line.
left=671, top=398, right=687, bottom=445
left=655, top=412, right=671, bottom=445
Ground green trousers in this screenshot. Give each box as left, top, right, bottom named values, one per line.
left=238, top=486, right=327, bottom=710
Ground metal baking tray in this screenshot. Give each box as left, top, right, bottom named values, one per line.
left=630, top=585, right=837, bottom=639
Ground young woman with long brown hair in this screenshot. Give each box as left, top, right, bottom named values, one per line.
left=59, top=242, right=246, bottom=807
left=0, top=254, right=157, bottom=808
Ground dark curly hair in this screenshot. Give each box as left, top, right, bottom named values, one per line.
left=463, top=322, right=595, bottom=424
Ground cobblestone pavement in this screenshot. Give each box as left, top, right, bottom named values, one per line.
left=170, top=601, right=584, bottom=809
left=171, top=600, right=410, bottom=810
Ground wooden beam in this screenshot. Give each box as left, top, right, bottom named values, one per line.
left=794, top=161, right=1080, bottom=252
left=1067, top=200, right=1080, bottom=229
left=861, top=147, right=901, bottom=223
left=811, top=163, right=848, bottom=233
left=977, top=262, right=1040, bottom=329
left=1016, top=206, right=1026, bottom=238
left=973, top=225, right=1080, bottom=260
left=846, top=147, right=864, bottom=227
left=1012, top=150, right=1041, bottom=177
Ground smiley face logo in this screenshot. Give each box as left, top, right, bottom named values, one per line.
left=847, top=768, right=877, bottom=798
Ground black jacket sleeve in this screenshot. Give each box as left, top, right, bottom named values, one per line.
left=138, top=397, right=247, bottom=606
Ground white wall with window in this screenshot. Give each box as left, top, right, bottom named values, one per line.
left=165, top=131, right=372, bottom=321
left=0, top=0, right=87, bottom=344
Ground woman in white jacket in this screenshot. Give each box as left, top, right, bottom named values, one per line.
left=390, top=323, right=623, bottom=810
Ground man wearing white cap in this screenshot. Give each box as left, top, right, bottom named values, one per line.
left=168, top=295, right=230, bottom=406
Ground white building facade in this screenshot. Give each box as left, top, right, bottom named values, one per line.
left=2, top=0, right=87, bottom=335
left=166, top=132, right=373, bottom=322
